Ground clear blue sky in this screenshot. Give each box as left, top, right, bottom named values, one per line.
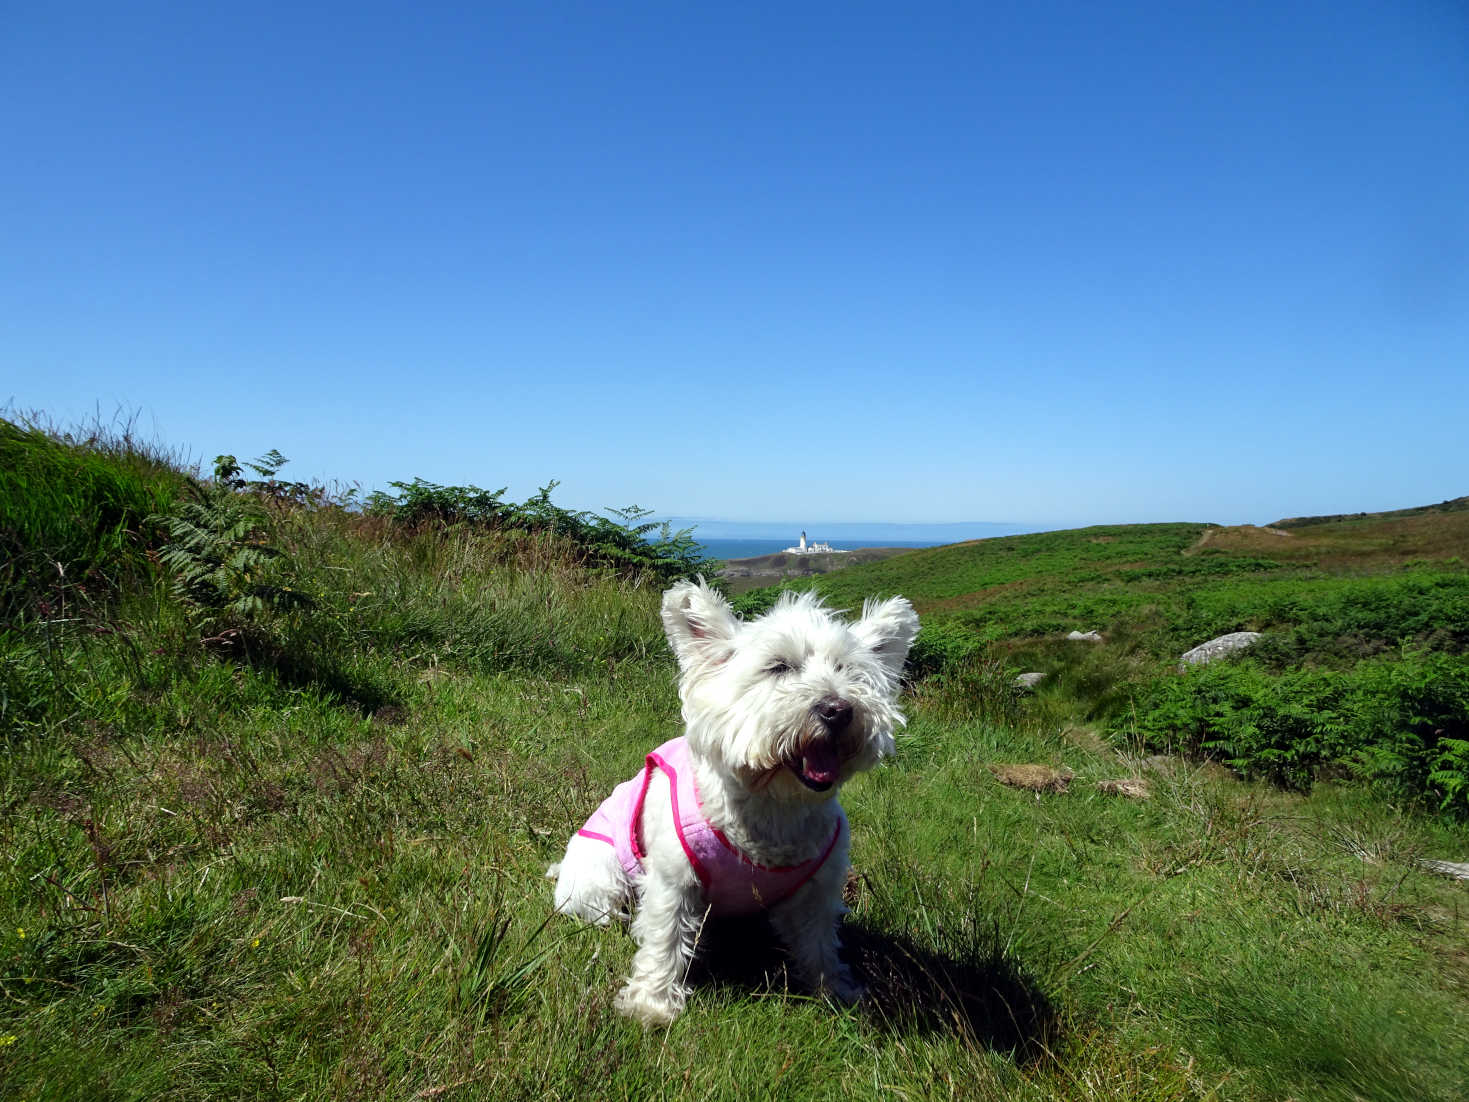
left=5, top=1, right=1465, bottom=529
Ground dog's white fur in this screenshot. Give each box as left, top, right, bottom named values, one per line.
left=547, top=579, right=918, bottom=1027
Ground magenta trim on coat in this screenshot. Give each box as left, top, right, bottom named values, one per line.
left=577, top=736, right=844, bottom=915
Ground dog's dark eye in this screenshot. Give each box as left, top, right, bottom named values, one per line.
left=766, top=660, right=794, bottom=676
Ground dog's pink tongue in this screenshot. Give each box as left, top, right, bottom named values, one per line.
left=802, top=741, right=841, bottom=785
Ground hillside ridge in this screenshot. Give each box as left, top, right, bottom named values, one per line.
left=1272, top=494, right=1469, bottom=528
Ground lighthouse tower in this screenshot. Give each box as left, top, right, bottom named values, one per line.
left=799, top=530, right=807, bottom=551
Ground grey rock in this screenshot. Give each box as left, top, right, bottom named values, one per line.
left=1097, top=778, right=1150, bottom=799
left=1420, top=859, right=1469, bottom=881
left=1178, top=631, right=1262, bottom=670
left=1015, top=672, right=1046, bottom=689
left=1066, top=630, right=1103, bottom=642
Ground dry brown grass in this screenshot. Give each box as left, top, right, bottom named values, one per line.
left=1096, top=778, right=1150, bottom=799
left=989, top=763, right=1075, bottom=793
left=1188, top=511, right=1469, bottom=566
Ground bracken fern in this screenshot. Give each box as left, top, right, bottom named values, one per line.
left=152, top=453, right=314, bottom=633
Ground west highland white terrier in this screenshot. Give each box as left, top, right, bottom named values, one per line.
left=547, top=579, right=919, bottom=1027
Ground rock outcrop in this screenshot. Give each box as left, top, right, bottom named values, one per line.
left=1420, top=859, right=1469, bottom=881
left=1179, top=631, right=1261, bottom=670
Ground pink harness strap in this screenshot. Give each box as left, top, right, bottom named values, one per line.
left=578, top=737, right=844, bottom=916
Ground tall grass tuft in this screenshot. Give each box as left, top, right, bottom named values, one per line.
left=0, top=415, right=183, bottom=622
left=365, top=476, right=717, bottom=583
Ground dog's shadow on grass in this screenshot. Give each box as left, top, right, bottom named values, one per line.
left=690, top=916, right=1059, bottom=1059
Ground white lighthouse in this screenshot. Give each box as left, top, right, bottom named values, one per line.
left=783, top=529, right=845, bottom=555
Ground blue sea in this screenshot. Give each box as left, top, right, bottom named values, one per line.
left=696, top=537, right=939, bottom=562
left=664, top=518, right=1037, bottom=560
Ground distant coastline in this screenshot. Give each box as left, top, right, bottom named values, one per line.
left=696, top=537, right=939, bottom=562
left=667, top=518, right=1038, bottom=542
left=671, top=519, right=1046, bottom=563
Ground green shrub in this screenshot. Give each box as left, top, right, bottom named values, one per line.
left=1432, top=738, right=1469, bottom=814
left=1348, top=651, right=1469, bottom=801
left=151, top=453, right=315, bottom=635
left=1182, top=572, right=1469, bottom=669
left=728, top=584, right=787, bottom=620
left=365, top=478, right=715, bottom=582
left=364, top=477, right=509, bottom=527
left=1125, top=652, right=1469, bottom=807
left=1130, top=662, right=1354, bottom=790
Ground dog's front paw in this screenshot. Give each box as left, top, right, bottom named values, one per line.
left=614, top=982, right=685, bottom=1028
left=823, top=968, right=866, bottom=1005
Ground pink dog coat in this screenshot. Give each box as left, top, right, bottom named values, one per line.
left=577, top=737, right=845, bottom=916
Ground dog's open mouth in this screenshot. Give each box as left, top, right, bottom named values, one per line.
left=788, top=739, right=841, bottom=792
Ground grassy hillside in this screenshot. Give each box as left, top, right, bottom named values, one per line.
left=750, top=516, right=1468, bottom=652
left=718, top=545, right=915, bottom=594
left=3, top=421, right=1467, bottom=1101
left=739, top=512, right=1469, bottom=808
left=1273, top=495, right=1469, bottom=529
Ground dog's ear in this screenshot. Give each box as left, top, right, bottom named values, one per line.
left=662, top=578, right=740, bottom=671
left=852, top=596, right=919, bottom=678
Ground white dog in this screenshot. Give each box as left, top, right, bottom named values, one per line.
left=547, top=579, right=918, bottom=1027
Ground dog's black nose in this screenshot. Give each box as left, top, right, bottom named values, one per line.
left=814, top=695, right=853, bottom=731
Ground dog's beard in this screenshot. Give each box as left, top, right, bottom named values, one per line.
left=689, top=675, right=899, bottom=800
left=747, top=763, right=784, bottom=792
left=735, top=715, right=856, bottom=794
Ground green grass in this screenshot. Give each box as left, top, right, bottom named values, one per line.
left=6, top=634, right=1465, bottom=1100
left=742, top=512, right=1469, bottom=809
left=753, top=519, right=1468, bottom=662
left=3, top=423, right=1467, bottom=1100
left=0, top=416, right=184, bottom=622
